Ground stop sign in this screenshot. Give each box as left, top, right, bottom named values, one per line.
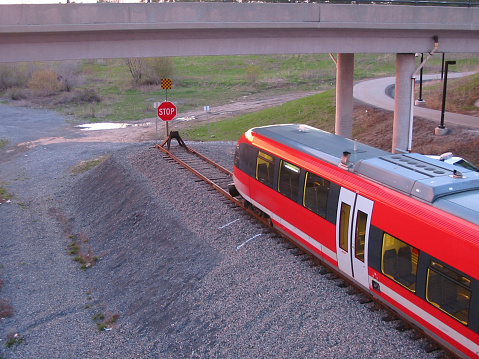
left=157, top=101, right=177, bottom=121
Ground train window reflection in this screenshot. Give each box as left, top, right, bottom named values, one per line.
left=426, top=261, right=471, bottom=325
left=256, top=151, right=275, bottom=188
left=278, top=160, right=300, bottom=201
left=339, top=203, right=350, bottom=252
left=303, top=172, right=330, bottom=218
left=381, top=233, right=418, bottom=293
left=355, top=211, right=367, bottom=262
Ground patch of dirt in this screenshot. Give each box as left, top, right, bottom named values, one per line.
left=17, top=91, right=319, bottom=147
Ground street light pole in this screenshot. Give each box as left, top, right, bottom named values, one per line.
left=418, top=53, right=424, bottom=102
left=440, top=60, right=456, bottom=128
left=436, top=60, right=455, bottom=135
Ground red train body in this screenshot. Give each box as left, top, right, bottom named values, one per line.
left=232, top=124, right=479, bottom=358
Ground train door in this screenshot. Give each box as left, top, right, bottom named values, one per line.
left=336, top=188, right=374, bottom=289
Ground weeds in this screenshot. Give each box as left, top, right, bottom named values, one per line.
left=0, top=185, right=12, bottom=204
left=0, top=299, right=14, bottom=319
left=4, top=333, right=23, bottom=348
left=71, top=155, right=109, bottom=175
left=67, top=240, right=98, bottom=270
left=92, top=312, right=119, bottom=332
left=0, top=137, right=8, bottom=150
left=73, top=254, right=98, bottom=270
left=67, top=242, right=79, bottom=255
left=84, top=289, right=93, bottom=309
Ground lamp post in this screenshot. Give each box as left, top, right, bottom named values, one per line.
left=436, top=60, right=455, bottom=135
left=415, top=53, right=425, bottom=106
left=418, top=53, right=424, bottom=102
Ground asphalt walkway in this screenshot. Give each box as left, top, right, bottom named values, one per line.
left=353, top=72, right=479, bottom=129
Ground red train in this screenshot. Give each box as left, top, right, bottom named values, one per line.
left=231, top=124, right=479, bottom=359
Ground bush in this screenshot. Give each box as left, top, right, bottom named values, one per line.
left=0, top=63, right=32, bottom=90
left=28, top=68, right=61, bottom=96
left=124, top=57, right=175, bottom=85
left=143, top=57, right=175, bottom=85
left=245, top=65, right=262, bottom=87
left=125, top=58, right=143, bottom=84
left=5, top=87, right=28, bottom=101
left=76, top=88, right=101, bottom=103
left=54, top=88, right=101, bottom=105
left=55, top=61, right=85, bottom=92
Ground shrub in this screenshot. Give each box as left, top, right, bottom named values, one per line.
left=143, top=57, right=175, bottom=85
left=125, top=58, right=143, bottom=84
left=125, top=57, right=175, bottom=85
left=54, top=88, right=101, bottom=105
left=5, top=87, right=28, bottom=101
left=27, top=68, right=61, bottom=96
left=55, top=60, right=85, bottom=92
left=244, top=65, right=262, bottom=87
left=0, top=63, right=32, bottom=90
left=77, top=88, right=101, bottom=103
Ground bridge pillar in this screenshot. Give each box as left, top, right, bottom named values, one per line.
left=335, top=53, right=354, bottom=139
left=393, top=53, right=415, bottom=154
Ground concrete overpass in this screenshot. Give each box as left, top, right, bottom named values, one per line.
left=1, top=3, right=479, bottom=152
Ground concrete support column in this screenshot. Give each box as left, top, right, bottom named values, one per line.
left=335, top=53, right=354, bottom=139
left=392, top=53, right=415, bottom=153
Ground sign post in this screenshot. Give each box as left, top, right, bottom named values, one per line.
left=204, top=105, right=210, bottom=137
left=157, top=101, right=177, bottom=142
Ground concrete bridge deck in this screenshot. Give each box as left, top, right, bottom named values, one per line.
left=1, top=3, right=479, bottom=62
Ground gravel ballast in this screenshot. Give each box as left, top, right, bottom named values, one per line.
left=0, top=104, right=437, bottom=358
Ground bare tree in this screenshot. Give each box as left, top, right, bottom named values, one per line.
left=55, top=61, right=85, bottom=92
left=125, top=58, right=144, bottom=84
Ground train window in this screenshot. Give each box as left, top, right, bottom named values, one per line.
left=338, top=203, right=350, bottom=252
left=426, top=260, right=471, bottom=325
left=234, top=144, right=240, bottom=169
left=354, top=211, right=368, bottom=262
left=303, top=172, right=330, bottom=218
left=256, top=151, right=275, bottom=188
left=278, top=160, right=300, bottom=201
left=381, top=233, right=418, bottom=292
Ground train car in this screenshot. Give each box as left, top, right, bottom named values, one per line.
left=231, top=124, right=479, bottom=359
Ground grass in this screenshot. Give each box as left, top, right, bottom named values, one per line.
left=3, top=53, right=479, bottom=126
left=184, top=89, right=337, bottom=141
left=418, top=72, right=479, bottom=114
left=55, top=54, right=352, bottom=122
left=76, top=53, right=479, bottom=124
left=0, top=185, right=12, bottom=204
left=4, top=333, right=22, bottom=348
left=71, top=155, right=109, bottom=175
left=92, top=312, right=119, bottom=332
left=67, top=239, right=98, bottom=270
left=0, top=138, right=8, bottom=150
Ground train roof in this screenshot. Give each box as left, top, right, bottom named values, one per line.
left=250, top=124, right=479, bottom=225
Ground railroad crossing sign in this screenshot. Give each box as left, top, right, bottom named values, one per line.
left=161, top=79, right=172, bottom=90
left=157, top=101, right=177, bottom=121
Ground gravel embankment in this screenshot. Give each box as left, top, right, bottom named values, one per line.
left=0, top=103, right=438, bottom=358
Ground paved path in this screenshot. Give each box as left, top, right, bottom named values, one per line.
left=353, top=72, right=479, bottom=129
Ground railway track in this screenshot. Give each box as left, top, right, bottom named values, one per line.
left=155, top=139, right=454, bottom=359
